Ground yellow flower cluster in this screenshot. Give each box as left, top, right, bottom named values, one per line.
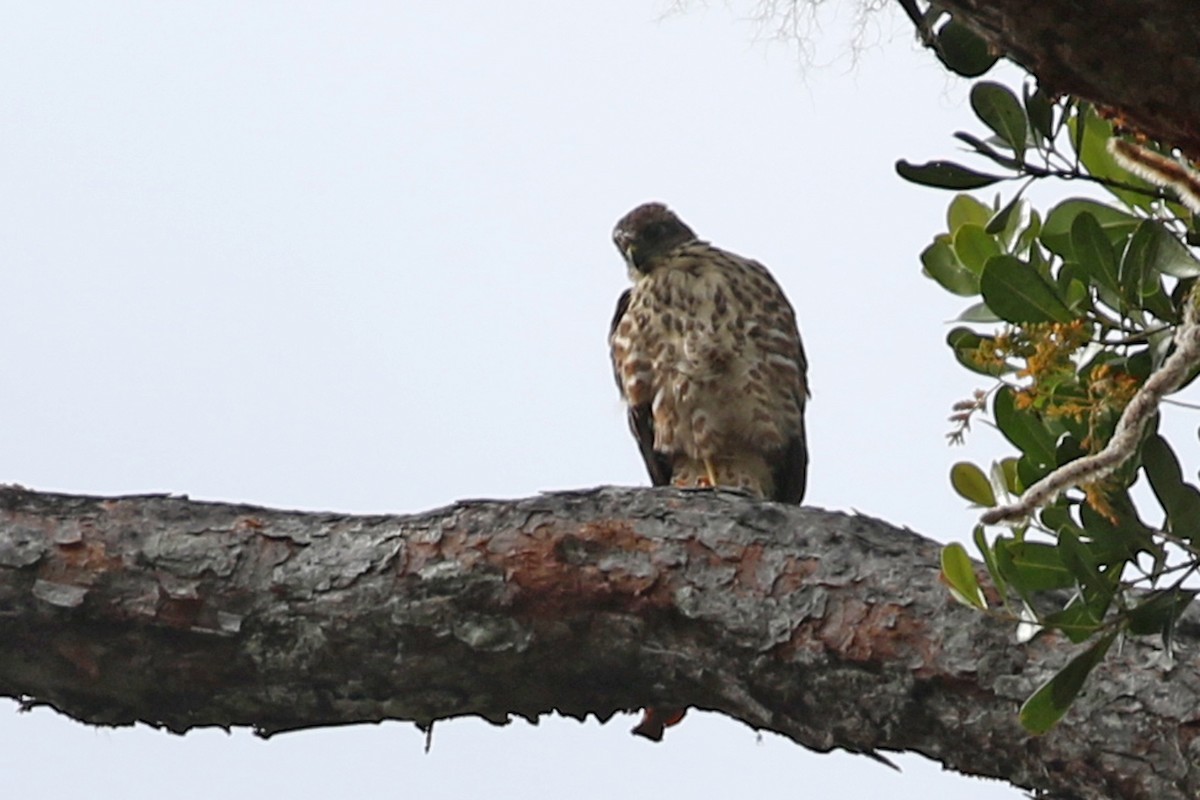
left=971, top=319, right=1144, bottom=519
left=1017, top=320, right=1091, bottom=382
left=976, top=320, right=1141, bottom=448
left=1080, top=363, right=1141, bottom=450
left=1079, top=365, right=1142, bottom=523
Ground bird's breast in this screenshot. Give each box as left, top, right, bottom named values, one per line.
left=611, top=248, right=804, bottom=463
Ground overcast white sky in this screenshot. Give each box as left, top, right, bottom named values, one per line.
left=0, top=2, right=1111, bottom=797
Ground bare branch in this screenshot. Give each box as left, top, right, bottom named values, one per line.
left=932, top=0, right=1200, bottom=158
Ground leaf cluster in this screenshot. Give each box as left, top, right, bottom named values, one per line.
left=903, top=80, right=1200, bottom=733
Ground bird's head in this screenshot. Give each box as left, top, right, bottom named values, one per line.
left=612, top=202, right=697, bottom=274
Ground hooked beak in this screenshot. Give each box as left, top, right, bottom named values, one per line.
left=614, top=230, right=637, bottom=265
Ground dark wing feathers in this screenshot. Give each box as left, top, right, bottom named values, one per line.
left=771, top=327, right=809, bottom=504
left=608, top=289, right=632, bottom=389
left=770, top=424, right=808, bottom=504
left=610, top=289, right=673, bottom=487
left=629, top=404, right=673, bottom=488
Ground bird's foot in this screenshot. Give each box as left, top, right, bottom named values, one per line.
left=679, top=484, right=757, bottom=500
left=703, top=458, right=720, bottom=489
left=631, top=707, right=688, bottom=741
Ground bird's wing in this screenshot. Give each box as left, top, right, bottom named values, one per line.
left=745, top=256, right=809, bottom=505
left=628, top=404, right=673, bottom=488
left=610, top=289, right=673, bottom=487
left=608, top=289, right=633, bottom=391
left=771, top=414, right=808, bottom=504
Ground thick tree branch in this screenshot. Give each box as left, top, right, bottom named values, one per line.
left=929, top=0, right=1200, bottom=159
left=0, top=485, right=1197, bottom=799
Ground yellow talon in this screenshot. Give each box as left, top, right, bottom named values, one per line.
left=704, top=458, right=720, bottom=489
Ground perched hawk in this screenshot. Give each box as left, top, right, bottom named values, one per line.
left=609, top=202, right=809, bottom=504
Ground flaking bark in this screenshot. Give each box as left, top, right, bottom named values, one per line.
left=0, top=484, right=1197, bottom=799
left=929, top=0, right=1200, bottom=159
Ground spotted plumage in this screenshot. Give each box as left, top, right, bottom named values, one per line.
left=609, top=202, right=809, bottom=503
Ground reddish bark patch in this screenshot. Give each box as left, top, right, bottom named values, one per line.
left=781, top=598, right=932, bottom=669
left=1178, top=719, right=1200, bottom=752
left=832, top=601, right=926, bottom=662
left=574, top=520, right=659, bottom=554
left=402, top=522, right=478, bottom=577
left=495, top=520, right=673, bottom=619
left=683, top=536, right=726, bottom=567
left=42, top=538, right=123, bottom=586
left=770, top=555, right=820, bottom=596
left=733, top=542, right=765, bottom=591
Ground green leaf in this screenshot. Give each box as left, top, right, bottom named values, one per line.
left=1055, top=257, right=1083, bottom=294
left=1015, top=210, right=1043, bottom=257
left=1068, top=107, right=1159, bottom=212
left=1057, top=528, right=1117, bottom=620
left=1071, top=102, right=1089, bottom=161
left=942, top=543, right=986, bottom=608
left=1126, top=588, right=1198, bottom=638
left=1043, top=599, right=1103, bottom=643
left=1024, top=84, right=1055, bottom=143
left=973, top=524, right=1007, bottom=599
left=896, top=159, right=1005, bottom=190
left=953, top=131, right=1022, bottom=170
left=947, top=327, right=1007, bottom=376
left=1070, top=212, right=1119, bottom=296
left=1078, top=494, right=1159, bottom=566
left=1027, top=239, right=1048, bottom=272
left=934, top=20, right=999, bottom=77
left=1016, top=452, right=1053, bottom=487
left=986, top=192, right=1025, bottom=238
left=1055, top=434, right=1087, bottom=468
left=1153, top=229, right=1200, bottom=278
left=922, top=237, right=980, bottom=296
left=997, top=540, right=1077, bottom=593
left=980, top=255, right=1075, bottom=323
left=971, top=82, right=1028, bottom=159
left=953, top=223, right=1002, bottom=275
left=1126, top=348, right=1154, bottom=381
left=947, top=193, right=992, bottom=231
left=994, top=386, right=1058, bottom=466
left=955, top=301, right=1001, bottom=322
left=1038, top=500, right=1073, bottom=533
left=1019, top=632, right=1116, bottom=734
left=1062, top=278, right=1088, bottom=312
left=1142, top=434, right=1200, bottom=541
left=994, top=457, right=1022, bottom=496
left=1142, top=280, right=1180, bottom=324
left=1041, top=199, right=1139, bottom=258
left=1121, top=221, right=1167, bottom=300
left=951, top=461, right=997, bottom=507
left=991, top=535, right=1021, bottom=594
left=1127, top=220, right=1200, bottom=279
